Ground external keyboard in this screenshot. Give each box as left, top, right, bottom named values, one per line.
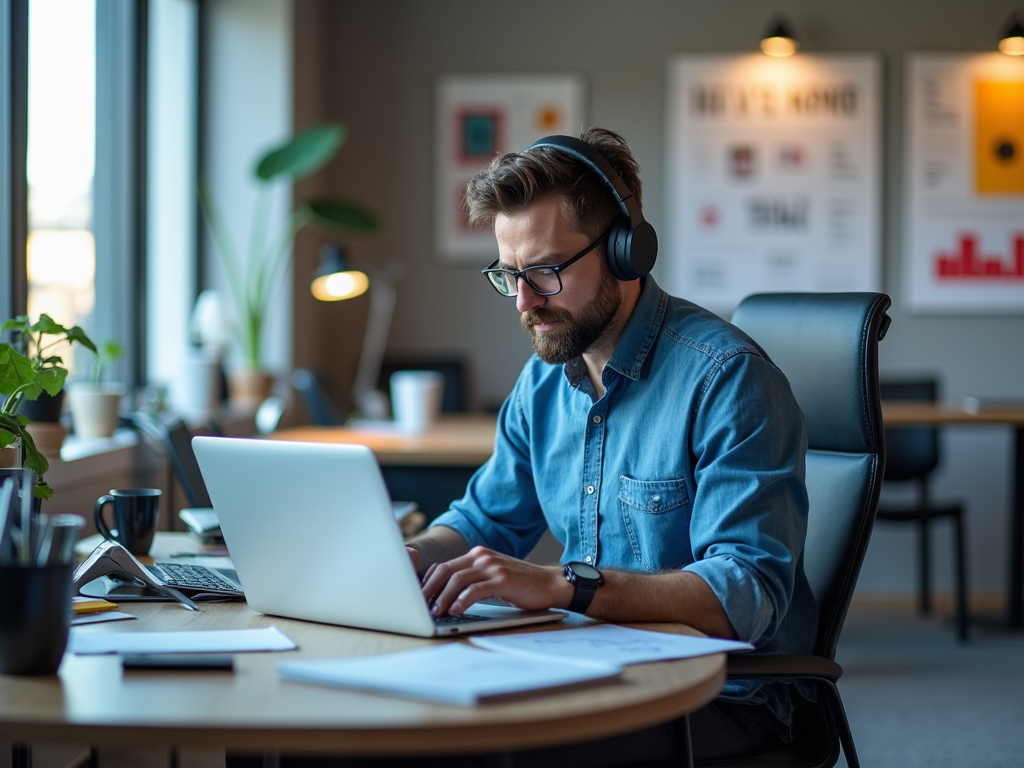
left=152, top=563, right=242, bottom=595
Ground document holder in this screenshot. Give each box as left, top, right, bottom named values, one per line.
left=73, top=540, right=199, bottom=611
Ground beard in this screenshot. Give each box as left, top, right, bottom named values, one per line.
left=520, top=268, right=622, bottom=365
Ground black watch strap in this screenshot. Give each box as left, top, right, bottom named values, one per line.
left=566, top=580, right=599, bottom=614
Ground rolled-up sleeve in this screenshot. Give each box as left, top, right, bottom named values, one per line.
left=683, top=351, right=808, bottom=646
left=430, top=378, right=549, bottom=559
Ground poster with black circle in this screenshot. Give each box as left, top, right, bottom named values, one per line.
left=906, top=53, right=1024, bottom=313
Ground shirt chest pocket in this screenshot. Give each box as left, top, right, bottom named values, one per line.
left=617, top=476, right=692, bottom=572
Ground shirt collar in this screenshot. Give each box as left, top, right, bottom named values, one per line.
left=562, top=276, right=668, bottom=386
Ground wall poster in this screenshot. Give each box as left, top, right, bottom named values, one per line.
left=665, top=54, right=881, bottom=314
left=434, top=74, right=586, bottom=263
left=906, top=53, right=1024, bottom=313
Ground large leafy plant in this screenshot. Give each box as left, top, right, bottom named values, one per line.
left=0, top=315, right=97, bottom=498
left=199, top=122, right=380, bottom=371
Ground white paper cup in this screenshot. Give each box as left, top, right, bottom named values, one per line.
left=390, top=371, right=444, bottom=433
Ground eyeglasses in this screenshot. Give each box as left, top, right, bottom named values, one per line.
left=481, top=233, right=608, bottom=298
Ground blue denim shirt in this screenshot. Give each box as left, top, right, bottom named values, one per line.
left=433, top=277, right=817, bottom=724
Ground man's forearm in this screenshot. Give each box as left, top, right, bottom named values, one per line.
left=586, top=569, right=738, bottom=640
left=406, top=525, right=470, bottom=576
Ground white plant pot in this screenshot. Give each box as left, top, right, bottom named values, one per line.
left=69, top=383, right=126, bottom=440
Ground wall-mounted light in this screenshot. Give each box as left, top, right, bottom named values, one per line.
left=760, top=17, right=799, bottom=57
left=999, top=14, right=1024, bottom=55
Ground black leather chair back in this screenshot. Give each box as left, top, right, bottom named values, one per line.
left=130, top=411, right=213, bottom=508
left=880, top=380, right=940, bottom=480
left=291, top=368, right=343, bottom=426
left=731, top=293, right=891, bottom=660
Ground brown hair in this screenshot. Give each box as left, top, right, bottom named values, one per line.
left=464, top=127, right=643, bottom=240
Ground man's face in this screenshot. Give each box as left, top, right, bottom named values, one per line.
left=494, top=196, right=621, bottom=365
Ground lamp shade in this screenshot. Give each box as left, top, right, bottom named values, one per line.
left=311, top=244, right=370, bottom=301
left=999, top=16, right=1024, bottom=55
left=760, top=18, right=798, bottom=57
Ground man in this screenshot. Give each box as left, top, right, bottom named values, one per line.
left=407, top=127, right=817, bottom=765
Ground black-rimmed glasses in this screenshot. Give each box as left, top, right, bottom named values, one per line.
left=481, top=233, right=608, bottom=298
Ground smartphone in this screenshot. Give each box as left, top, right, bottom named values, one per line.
left=121, top=654, right=234, bottom=671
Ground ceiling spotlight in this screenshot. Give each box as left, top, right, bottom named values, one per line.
left=999, top=14, right=1024, bottom=55
left=761, top=17, right=799, bottom=57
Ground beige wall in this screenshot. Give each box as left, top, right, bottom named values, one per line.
left=291, top=0, right=1024, bottom=598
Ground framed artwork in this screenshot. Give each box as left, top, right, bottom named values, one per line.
left=905, top=53, right=1024, bottom=313
left=434, top=74, right=586, bottom=263
left=665, top=54, right=882, bottom=315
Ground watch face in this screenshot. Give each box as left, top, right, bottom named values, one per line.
left=569, top=561, right=602, bottom=581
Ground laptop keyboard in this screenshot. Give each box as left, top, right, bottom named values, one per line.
left=154, top=563, right=242, bottom=594
left=432, top=613, right=489, bottom=625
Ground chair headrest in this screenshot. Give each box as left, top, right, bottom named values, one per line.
left=732, top=293, right=891, bottom=454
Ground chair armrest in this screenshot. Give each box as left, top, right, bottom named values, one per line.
left=726, top=654, right=843, bottom=683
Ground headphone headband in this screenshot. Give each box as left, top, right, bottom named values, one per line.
left=526, top=135, right=657, bottom=281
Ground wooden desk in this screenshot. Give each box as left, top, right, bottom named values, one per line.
left=3, top=536, right=725, bottom=755
left=271, top=414, right=497, bottom=467
left=882, top=401, right=1024, bottom=628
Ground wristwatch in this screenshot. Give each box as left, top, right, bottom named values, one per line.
left=563, top=561, right=604, bottom=614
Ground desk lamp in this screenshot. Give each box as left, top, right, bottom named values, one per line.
left=999, top=15, right=1024, bottom=55
left=311, top=244, right=396, bottom=419
left=760, top=17, right=798, bottom=57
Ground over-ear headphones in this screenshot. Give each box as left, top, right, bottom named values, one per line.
left=526, top=135, right=658, bottom=282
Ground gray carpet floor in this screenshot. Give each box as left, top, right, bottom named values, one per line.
left=832, top=604, right=1024, bottom=767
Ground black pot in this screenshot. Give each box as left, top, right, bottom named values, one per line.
left=0, top=563, right=74, bottom=675
left=17, top=389, right=66, bottom=422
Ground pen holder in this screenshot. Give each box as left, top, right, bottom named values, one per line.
left=0, top=562, right=74, bottom=675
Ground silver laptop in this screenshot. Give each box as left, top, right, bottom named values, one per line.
left=191, top=436, right=566, bottom=637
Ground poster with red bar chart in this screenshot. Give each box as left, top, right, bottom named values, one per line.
left=906, top=53, right=1024, bottom=312
left=434, top=74, right=585, bottom=263
left=665, top=54, right=881, bottom=314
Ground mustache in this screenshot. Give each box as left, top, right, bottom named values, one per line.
left=521, top=308, right=573, bottom=330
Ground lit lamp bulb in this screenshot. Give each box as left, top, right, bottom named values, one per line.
left=999, top=16, right=1024, bottom=55
left=311, top=245, right=370, bottom=302
left=760, top=19, right=799, bottom=57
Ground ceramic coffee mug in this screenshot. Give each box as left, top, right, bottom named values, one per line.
left=390, top=370, right=444, bottom=433
left=94, top=488, right=161, bottom=556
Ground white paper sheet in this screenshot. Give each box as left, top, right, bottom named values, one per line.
left=470, top=624, right=752, bottom=668
left=69, top=626, right=296, bottom=655
left=278, top=643, right=622, bottom=706
left=71, top=611, right=137, bottom=626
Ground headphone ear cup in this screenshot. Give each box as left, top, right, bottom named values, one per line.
left=605, top=217, right=636, bottom=281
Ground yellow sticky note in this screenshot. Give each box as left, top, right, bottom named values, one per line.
left=975, top=80, right=1024, bottom=194
left=72, top=597, right=118, bottom=615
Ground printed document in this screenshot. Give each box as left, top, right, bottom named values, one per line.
left=470, top=624, right=752, bottom=668
left=278, top=643, right=622, bottom=706
left=70, top=626, right=296, bottom=655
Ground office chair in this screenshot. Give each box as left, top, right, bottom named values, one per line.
left=290, top=367, right=343, bottom=426
left=129, top=411, right=213, bottom=509
left=876, top=380, right=968, bottom=641
left=674, top=293, right=890, bottom=768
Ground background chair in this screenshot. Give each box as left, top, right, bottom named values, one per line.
left=290, top=367, right=344, bottom=426
left=876, top=380, right=968, bottom=640
left=129, top=411, right=213, bottom=509
left=693, top=292, right=891, bottom=768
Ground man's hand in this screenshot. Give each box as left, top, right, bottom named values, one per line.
left=421, top=546, right=574, bottom=616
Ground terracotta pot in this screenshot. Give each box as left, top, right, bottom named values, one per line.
left=0, top=442, right=22, bottom=469
left=228, top=370, right=274, bottom=409
left=25, top=422, right=68, bottom=460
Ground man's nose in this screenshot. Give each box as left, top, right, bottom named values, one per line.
left=515, top=278, right=546, bottom=314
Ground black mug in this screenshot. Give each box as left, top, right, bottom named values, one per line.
left=94, top=488, right=161, bottom=556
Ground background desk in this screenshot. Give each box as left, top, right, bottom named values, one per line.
left=882, top=401, right=1024, bottom=628
left=272, top=415, right=498, bottom=521
left=2, top=562, right=724, bottom=755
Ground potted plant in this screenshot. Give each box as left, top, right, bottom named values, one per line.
left=68, top=340, right=125, bottom=440
left=199, top=122, right=380, bottom=407
left=0, top=314, right=97, bottom=498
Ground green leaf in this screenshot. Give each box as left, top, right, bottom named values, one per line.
left=254, top=124, right=345, bottom=182
left=33, top=481, right=53, bottom=500
left=0, top=343, right=36, bottom=399
left=0, top=427, right=17, bottom=448
left=30, top=314, right=63, bottom=335
left=1, top=317, right=30, bottom=334
left=37, top=367, right=67, bottom=396
left=65, top=325, right=97, bottom=353
left=305, top=198, right=381, bottom=233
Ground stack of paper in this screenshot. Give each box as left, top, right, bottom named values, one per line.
left=278, top=624, right=752, bottom=706
left=70, top=626, right=297, bottom=655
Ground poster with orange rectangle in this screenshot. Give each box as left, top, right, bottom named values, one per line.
left=974, top=80, right=1024, bottom=194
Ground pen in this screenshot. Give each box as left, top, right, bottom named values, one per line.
left=170, top=550, right=230, bottom=558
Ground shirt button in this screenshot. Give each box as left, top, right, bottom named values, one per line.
left=587, top=485, right=595, bottom=495
left=585, top=556, right=593, bottom=563
left=592, top=415, right=602, bottom=424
